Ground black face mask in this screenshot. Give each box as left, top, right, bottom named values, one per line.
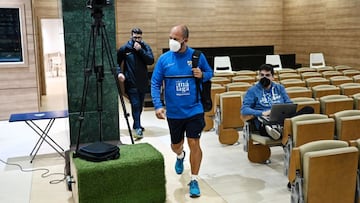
left=259, top=77, right=271, bottom=88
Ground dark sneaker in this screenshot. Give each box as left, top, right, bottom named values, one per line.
left=189, top=180, right=201, bottom=198
left=287, top=182, right=291, bottom=191
left=265, top=125, right=281, bottom=140
left=133, top=126, right=145, bottom=132
left=175, top=151, right=185, bottom=174
left=134, top=128, right=143, bottom=140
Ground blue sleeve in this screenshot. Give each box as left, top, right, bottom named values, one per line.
left=151, top=57, right=164, bottom=110
left=199, top=53, right=213, bottom=82
left=241, top=88, right=263, bottom=117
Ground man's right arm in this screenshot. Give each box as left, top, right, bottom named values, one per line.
left=241, top=90, right=263, bottom=117
left=151, top=59, right=164, bottom=111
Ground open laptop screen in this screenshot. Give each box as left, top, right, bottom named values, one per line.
left=262, top=103, right=297, bottom=124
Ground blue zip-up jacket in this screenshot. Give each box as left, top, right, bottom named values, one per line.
left=151, top=47, right=213, bottom=119
left=241, top=81, right=292, bottom=117
left=117, top=40, right=154, bottom=92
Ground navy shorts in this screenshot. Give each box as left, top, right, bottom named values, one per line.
left=167, top=113, right=205, bottom=144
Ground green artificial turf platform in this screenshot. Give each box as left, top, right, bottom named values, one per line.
left=71, top=143, right=166, bottom=203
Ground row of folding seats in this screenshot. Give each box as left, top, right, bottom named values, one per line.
left=282, top=110, right=360, bottom=175
left=288, top=139, right=358, bottom=203
left=286, top=83, right=360, bottom=98
left=241, top=109, right=360, bottom=183
left=213, top=70, right=360, bottom=88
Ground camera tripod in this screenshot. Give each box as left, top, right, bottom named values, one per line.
left=74, top=7, right=134, bottom=158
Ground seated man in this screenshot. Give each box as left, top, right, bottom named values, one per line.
left=241, top=64, right=313, bottom=140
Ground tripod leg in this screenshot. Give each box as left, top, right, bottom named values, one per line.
left=100, top=25, right=134, bottom=144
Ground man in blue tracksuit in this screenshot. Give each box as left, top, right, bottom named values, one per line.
left=117, top=28, right=154, bottom=139
left=241, top=64, right=292, bottom=140
left=151, top=25, right=213, bottom=198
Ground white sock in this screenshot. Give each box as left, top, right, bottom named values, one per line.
left=191, top=175, right=198, bottom=181
left=177, top=151, right=185, bottom=159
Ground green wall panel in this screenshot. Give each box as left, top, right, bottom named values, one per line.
left=62, top=1, right=119, bottom=145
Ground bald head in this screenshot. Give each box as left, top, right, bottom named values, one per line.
left=169, top=25, right=189, bottom=52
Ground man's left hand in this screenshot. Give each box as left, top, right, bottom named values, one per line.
left=192, top=67, right=203, bottom=78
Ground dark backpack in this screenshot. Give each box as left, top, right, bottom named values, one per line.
left=192, top=50, right=212, bottom=112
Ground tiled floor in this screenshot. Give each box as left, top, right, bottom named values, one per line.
left=0, top=76, right=291, bottom=203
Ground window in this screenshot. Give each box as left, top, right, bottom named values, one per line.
left=0, top=5, right=27, bottom=66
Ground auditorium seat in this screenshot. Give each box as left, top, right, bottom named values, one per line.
left=352, top=93, right=360, bottom=110
left=276, top=68, right=297, bottom=75
left=282, top=114, right=335, bottom=175
left=286, top=87, right=312, bottom=98
left=342, top=69, right=360, bottom=78
left=280, top=79, right=306, bottom=88
left=296, top=67, right=316, bottom=74
left=334, top=65, right=353, bottom=72
left=322, top=70, right=343, bottom=79
left=211, top=76, right=231, bottom=86
left=353, top=75, right=360, bottom=83
left=319, top=94, right=354, bottom=116
left=315, top=66, right=334, bottom=73
left=218, top=91, right=244, bottom=144
left=339, top=83, right=360, bottom=96
left=291, top=97, right=320, bottom=114
left=206, top=85, right=226, bottom=132
left=301, top=71, right=322, bottom=80
left=214, top=72, right=235, bottom=79
left=289, top=140, right=358, bottom=203
left=231, top=75, right=256, bottom=84
left=311, top=84, right=340, bottom=99
left=241, top=115, right=282, bottom=164
left=278, top=73, right=301, bottom=80
left=225, top=82, right=252, bottom=92
left=305, top=77, right=330, bottom=88
left=233, top=70, right=257, bottom=77
left=331, top=110, right=360, bottom=141
left=329, top=75, right=353, bottom=86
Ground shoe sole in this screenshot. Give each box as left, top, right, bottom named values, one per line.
left=265, top=126, right=281, bottom=140
left=190, top=194, right=200, bottom=198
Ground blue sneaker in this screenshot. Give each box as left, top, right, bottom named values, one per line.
left=175, top=151, right=185, bottom=174
left=134, top=128, right=143, bottom=140
left=189, top=180, right=201, bottom=198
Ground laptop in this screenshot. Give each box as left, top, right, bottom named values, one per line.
left=261, top=103, right=298, bottom=124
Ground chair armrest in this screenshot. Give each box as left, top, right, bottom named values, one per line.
left=288, top=148, right=301, bottom=183
left=282, top=118, right=292, bottom=145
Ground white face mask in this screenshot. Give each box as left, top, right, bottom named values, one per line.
left=169, top=39, right=181, bottom=52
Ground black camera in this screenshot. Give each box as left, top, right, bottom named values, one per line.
left=86, top=0, right=111, bottom=9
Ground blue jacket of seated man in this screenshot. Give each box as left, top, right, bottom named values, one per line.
left=241, top=81, right=292, bottom=128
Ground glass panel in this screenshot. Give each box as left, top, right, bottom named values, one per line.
left=0, top=8, right=23, bottom=63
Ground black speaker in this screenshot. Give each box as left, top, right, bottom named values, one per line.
left=74, top=142, right=120, bottom=162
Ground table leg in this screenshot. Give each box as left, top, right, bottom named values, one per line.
left=25, top=119, right=65, bottom=163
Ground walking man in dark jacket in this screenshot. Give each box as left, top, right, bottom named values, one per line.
left=117, top=27, right=154, bottom=139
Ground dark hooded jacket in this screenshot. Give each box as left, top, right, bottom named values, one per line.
left=117, top=40, right=154, bottom=93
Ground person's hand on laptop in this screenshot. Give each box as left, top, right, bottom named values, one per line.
left=262, top=110, right=271, bottom=116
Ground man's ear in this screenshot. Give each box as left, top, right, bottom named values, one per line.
left=184, top=38, right=188, bottom=43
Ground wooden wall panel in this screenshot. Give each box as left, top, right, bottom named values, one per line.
left=282, top=0, right=360, bottom=68
left=0, top=89, right=38, bottom=120
left=0, top=0, right=38, bottom=120
left=115, top=0, right=284, bottom=71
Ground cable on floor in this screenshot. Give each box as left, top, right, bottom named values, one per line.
left=0, top=157, right=66, bottom=184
